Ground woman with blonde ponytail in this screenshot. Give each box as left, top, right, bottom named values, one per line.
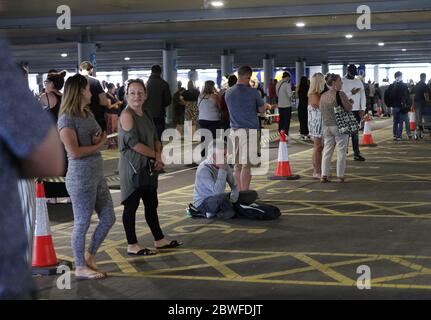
left=58, top=74, right=116, bottom=280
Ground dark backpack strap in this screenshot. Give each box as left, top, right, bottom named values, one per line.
left=336, top=91, right=342, bottom=107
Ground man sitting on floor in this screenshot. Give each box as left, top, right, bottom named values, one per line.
left=191, top=141, right=257, bottom=219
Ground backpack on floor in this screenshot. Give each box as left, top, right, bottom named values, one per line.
left=234, top=203, right=281, bottom=220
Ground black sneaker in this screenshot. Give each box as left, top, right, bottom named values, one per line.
left=354, top=155, right=366, bottom=161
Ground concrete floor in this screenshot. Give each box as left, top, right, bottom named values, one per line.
left=33, top=118, right=431, bottom=299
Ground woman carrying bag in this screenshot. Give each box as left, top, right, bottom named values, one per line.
left=119, top=79, right=182, bottom=255
left=320, top=74, right=354, bottom=183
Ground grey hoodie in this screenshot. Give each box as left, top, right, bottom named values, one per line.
left=193, top=158, right=238, bottom=208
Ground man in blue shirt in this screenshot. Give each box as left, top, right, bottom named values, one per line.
left=0, top=39, right=64, bottom=299
left=225, top=66, right=271, bottom=191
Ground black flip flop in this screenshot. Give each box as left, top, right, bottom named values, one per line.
left=127, top=248, right=157, bottom=256
left=156, top=240, right=183, bottom=249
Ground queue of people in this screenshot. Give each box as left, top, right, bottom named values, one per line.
left=5, top=45, right=431, bottom=300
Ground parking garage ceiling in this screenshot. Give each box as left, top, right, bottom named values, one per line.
left=1, top=0, right=431, bottom=72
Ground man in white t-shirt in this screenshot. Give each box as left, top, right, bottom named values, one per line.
left=342, top=64, right=366, bottom=161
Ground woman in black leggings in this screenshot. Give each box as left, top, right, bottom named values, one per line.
left=119, top=79, right=182, bottom=255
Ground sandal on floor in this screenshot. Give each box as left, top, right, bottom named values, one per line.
left=337, top=177, right=346, bottom=183
left=127, top=248, right=158, bottom=256
left=75, top=271, right=106, bottom=280
left=320, top=176, right=330, bottom=183
left=156, top=240, right=183, bottom=249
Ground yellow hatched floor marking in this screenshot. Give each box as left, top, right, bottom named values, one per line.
left=372, top=272, right=426, bottom=284
left=194, top=250, right=242, bottom=280
left=385, top=257, right=431, bottom=273
left=365, top=202, right=416, bottom=217
left=103, top=249, right=431, bottom=290
left=249, top=257, right=379, bottom=280
left=270, top=200, right=431, bottom=218
left=104, top=247, right=137, bottom=274
left=106, top=273, right=431, bottom=290
left=290, top=253, right=355, bottom=285
left=56, top=254, right=74, bottom=262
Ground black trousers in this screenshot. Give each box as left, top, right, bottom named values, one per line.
left=298, top=105, right=309, bottom=135
left=351, top=111, right=362, bottom=157
left=122, top=187, right=164, bottom=243
left=199, top=119, right=221, bottom=158
left=153, top=117, right=166, bottom=142
left=278, top=107, right=292, bottom=135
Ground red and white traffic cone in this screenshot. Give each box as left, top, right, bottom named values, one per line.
left=360, top=115, right=377, bottom=147
left=32, top=182, right=67, bottom=275
left=268, top=130, right=300, bottom=180
left=409, top=107, right=417, bottom=131
left=409, top=107, right=419, bottom=140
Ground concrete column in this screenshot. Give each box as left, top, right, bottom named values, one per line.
left=385, top=67, right=390, bottom=81
left=321, top=62, right=329, bottom=75
left=374, top=65, right=380, bottom=83
left=163, top=47, right=178, bottom=125
left=263, top=55, right=275, bottom=98
left=221, top=50, right=234, bottom=78
left=78, top=42, right=97, bottom=75
left=122, top=67, right=129, bottom=84
left=295, top=59, right=306, bottom=86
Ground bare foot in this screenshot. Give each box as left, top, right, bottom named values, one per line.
left=312, top=173, right=321, bottom=179
left=154, top=238, right=183, bottom=249
left=127, top=243, right=153, bottom=255
left=154, top=238, right=171, bottom=248
left=75, top=266, right=106, bottom=280
left=85, top=252, right=107, bottom=276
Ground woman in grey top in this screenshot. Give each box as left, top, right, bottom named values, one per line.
left=58, top=74, right=116, bottom=279
left=119, top=79, right=182, bottom=255
left=319, top=73, right=353, bottom=183
left=198, top=80, right=222, bottom=158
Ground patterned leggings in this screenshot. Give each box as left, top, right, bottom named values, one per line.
left=66, top=173, right=116, bottom=267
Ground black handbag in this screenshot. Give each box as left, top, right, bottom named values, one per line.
left=128, top=158, right=158, bottom=189
left=334, top=91, right=360, bottom=135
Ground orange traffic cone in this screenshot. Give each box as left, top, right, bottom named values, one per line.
left=409, top=107, right=417, bottom=131
left=268, top=130, right=300, bottom=180
left=360, top=115, right=377, bottom=147
left=32, top=182, right=66, bottom=275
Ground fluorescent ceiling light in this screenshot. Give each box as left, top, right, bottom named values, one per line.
left=402, top=49, right=407, bottom=52
left=345, top=34, right=353, bottom=39
left=378, top=42, right=385, bottom=46
left=211, top=1, right=224, bottom=7
left=296, top=22, right=306, bottom=27
left=61, top=53, right=68, bottom=57
left=124, top=57, right=131, bottom=61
